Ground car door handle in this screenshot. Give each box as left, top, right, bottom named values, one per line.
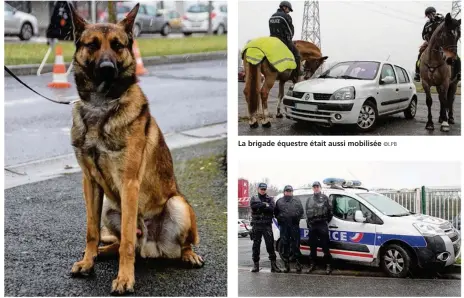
left=329, top=225, right=338, bottom=229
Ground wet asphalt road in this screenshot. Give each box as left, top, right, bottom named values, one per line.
left=4, top=139, right=227, bottom=296
left=237, top=82, right=461, bottom=136
left=238, top=269, right=461, bottom=297
left=238, top=238, right=460, bottom=296
left=5, top=60, right=226, bottom=166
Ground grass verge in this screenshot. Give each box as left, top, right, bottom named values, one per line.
left=415, top=81, right=461, bottom=95
left=4, top=35, right=227, bottom=65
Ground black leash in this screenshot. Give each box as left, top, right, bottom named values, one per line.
left=4, top=66, right=79, bottom=105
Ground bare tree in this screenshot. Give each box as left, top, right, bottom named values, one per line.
left=107, top=1, right=117, bottom=24
left=207, top=1, right=213, bottom=35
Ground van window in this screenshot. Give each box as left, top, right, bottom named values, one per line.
left=330, top=194, right=375, bottom=222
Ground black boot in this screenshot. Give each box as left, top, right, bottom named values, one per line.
left=414, top=61, right=421, bottom=82
left=295, top=260, right=303, bottom=273
left=283, top=261, right=290, bottom=273
left=326, top=264, right=332, bottom=275
left=306, top=262, right=315, bottom=274
left=271, top=260, right=282, bottom=273
left=251, top=261, right=259, bottom=272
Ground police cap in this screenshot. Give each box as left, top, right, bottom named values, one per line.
left=284, top=185, right=293, bottom=192
left=258, top=183, right=267, bottom=189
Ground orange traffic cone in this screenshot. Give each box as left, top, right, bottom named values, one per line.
left=47, top=45, right=71, bottom=88
left=133, top=40, right=148, bottom=75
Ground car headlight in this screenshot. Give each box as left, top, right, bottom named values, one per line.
left=413, top=223, right=446, bottom=237
left=286, top=86, right=294, bottom=97
left=331, top=86, right=355, bottom=100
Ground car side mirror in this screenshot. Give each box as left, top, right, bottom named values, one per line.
left=355, top=210, right=366, bottom=223
left=380, top=76, right=394, bottom=84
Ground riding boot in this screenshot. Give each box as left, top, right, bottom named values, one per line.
left=414, top=61, right=421, bottom=82
left=251, top=261, right=259, bottom=272
left=326, top=264, right=332, bottom=275
left=306, top=262, right=315, bottom=274
left=271, top=260, right=282, bottom=273
left=295, top=260, right=303, bottom=273
left=283, top=261, right=290, bottom=273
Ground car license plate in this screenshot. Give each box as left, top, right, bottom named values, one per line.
left=192, top=21, right=202, bottom=27
left=295, top=103, right=318, bottom=112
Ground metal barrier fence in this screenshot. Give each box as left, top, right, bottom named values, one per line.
left=379, top=187, right=461, bottom=231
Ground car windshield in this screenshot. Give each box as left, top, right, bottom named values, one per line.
left=320, top=61, right=380, bottom=80
left=357, top=193, right=411, bottom=216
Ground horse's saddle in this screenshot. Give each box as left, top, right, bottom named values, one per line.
left=241, top=36, right=296, bottom=72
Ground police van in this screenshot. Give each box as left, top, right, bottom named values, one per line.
left=272, top=178, right=461, bottom=277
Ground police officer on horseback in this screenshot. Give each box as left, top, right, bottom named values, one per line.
left=269, top=1, right=302, bottom=81
left=250, top=183, right=282, bottom=273
left=414, top=7, right=445, bottom=81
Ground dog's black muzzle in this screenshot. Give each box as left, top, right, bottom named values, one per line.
left=97, top=58, right=118, bottom=81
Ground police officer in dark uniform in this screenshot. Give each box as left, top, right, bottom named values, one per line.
left=414, top=7, right=445, bottom=81
left=250, top=183, right=282, bottom=273
left=269, top=1, right=302, bottom=81
left=306, top=181, right=333, bottom=274
left=274, top=185, right=304, bottom=273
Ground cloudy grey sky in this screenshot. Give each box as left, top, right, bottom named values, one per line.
left=238, top=161, right=461, bottom=189
left=239, top=0, right=461, bottom=72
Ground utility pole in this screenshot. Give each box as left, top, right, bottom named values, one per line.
left=451, top=0, right=461, bottom=18
left=207, top=1, right=213, bottom=35
left=301, top=1, right=321, bottom=49
left=108, top=1, right=116, bottom=24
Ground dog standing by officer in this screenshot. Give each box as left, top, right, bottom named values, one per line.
left=306, top=181, right=333, bottom=274
left=274, top=185, right=304, bottom=273
left=250, top=183, right=282, bottom=273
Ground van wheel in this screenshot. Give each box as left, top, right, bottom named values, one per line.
left=356, top=100, right=377, bottom=132
left=380, top=244, right=412, bottom=278
left=404, top=97, right=417, bottom=119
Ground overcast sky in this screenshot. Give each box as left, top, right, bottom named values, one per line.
left=239, top=1, right=461, bottom=72
left=238, top=161, right=461, bottom=189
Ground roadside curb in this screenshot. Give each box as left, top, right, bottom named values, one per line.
left=4, top=122, right=227, bottom=189
left=5, top=51, right=227, bottom=77
left=238, top=266, right=386, bottom=278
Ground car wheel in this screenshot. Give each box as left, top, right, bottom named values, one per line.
left=161, top=24, right=171, bottom=36
left=133, top=24, right=141, bottom=37
left=380, top=244, right=412, bottom=278
left=19, top=22, right=33, bottom=40
left=356, top=100, right=378, bottom=132
left=183, top=32, right=192, bottom=36
left=404, top=97, right=417, bottom=119
left=215, top=24, right=225, bottom=35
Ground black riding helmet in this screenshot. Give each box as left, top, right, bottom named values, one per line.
left=425, top=6, right=436, bottom=16
left=279, top=1, right=293, bottom=12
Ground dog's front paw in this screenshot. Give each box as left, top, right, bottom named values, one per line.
left=71, top=259, right=95, bottom=277
left=111, top=273, right=135, bottom=295
left=182, top=249, right=204, bottom=268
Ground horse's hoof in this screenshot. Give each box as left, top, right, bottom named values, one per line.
left=262, top=121, right=271, bottom=128
left=276, top=113, right=283, bottom=119
left=426, top=123, right=434, bottom=130
left=441, top=122, right=450, bottom=132
left=250, top=122, right=259, bottom=129
left=449, top=118, right=455, bottom=124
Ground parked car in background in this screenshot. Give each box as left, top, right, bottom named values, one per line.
left=4, top=2, right=38, bottom=40
left=99, top=2, right=170, bottom=37
left=182, top=3, right=227, bottom=36
left=160, top=9, right=182, bottom=32
left=282, top=60, right=418, bottom=132
left=238, top=219, right=250, bottom=237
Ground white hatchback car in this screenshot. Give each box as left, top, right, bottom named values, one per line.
left=282, top=60, right=418, bottom=131
left=272, top=178, right=461, bottom=278
left=182, top=3, right=227, bottom=36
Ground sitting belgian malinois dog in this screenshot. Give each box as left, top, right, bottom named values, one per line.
left=68, top=3, right=203, bottom=294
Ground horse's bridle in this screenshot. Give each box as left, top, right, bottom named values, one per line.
left=426, top=27, right=460, bottom=73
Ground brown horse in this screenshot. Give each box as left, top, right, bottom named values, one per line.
left=242, top=40, right=328, bottom=128
left=419, top=13, right=461, bottom=132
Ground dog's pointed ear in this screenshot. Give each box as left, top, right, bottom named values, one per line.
left=119, top=3, right=139, bottom=37
left=320, top=56, right=329, bottom=61
left=69, top=2, right=88, bottom=43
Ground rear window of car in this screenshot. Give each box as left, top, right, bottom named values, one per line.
left=187, top=4, right=211, bottom=13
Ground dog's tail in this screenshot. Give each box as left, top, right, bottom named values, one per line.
left=187, top=204, right=200, bottom=245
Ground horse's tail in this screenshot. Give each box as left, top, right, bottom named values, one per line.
left=244, top=52, right=260, bottom=116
